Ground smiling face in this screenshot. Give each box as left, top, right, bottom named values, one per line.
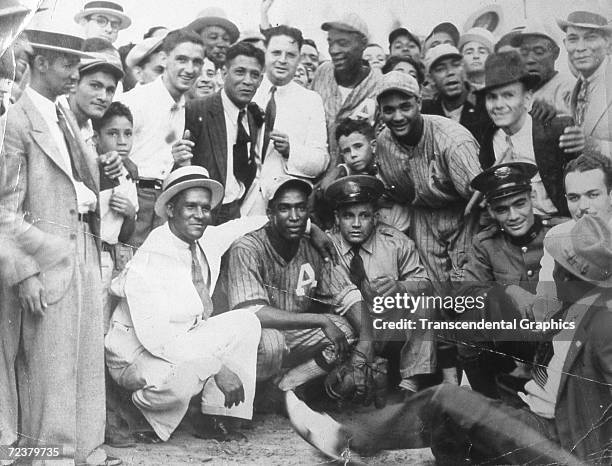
left=485, top=81, right=531, bottom=134
left=327, top=29, right=366, bottom=73
left=363, top=44, right=386, bottom=70
left=390, top=35, right=420, bottom=59
left=462, top=40, right=490, bottom=73
left=565, top=169, right=612, bottom=222
left=379, top=91, right=421, bottom=137
left=201, top=25, right=232, bottom=67
left=167, top=187, right=213, bottom=243
left=267, top=187, right=309, bottom=241
left=95, top=115, right=133, bottom=158
left=190, top=57, right=217, bottom=98
left=564, top=26, right=610, bottom=78
left=73, top=70, right=117, bottom=119
left=429, top=56, right=465, bottom=98
left=223, top=54, right=263, bottom=107
left=265, top=34, right=300, bottom=86
left=487, top=191, right=534, bottom=237
left=335, top=202, right=377, bottom=245
left=300, top=44, right=319, bottom=73
left=163, top=41, right=205, bottom=99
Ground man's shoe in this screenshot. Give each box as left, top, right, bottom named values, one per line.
left=285, top=391, right=365, bottom=465
left=192, top=415, right=248, bottom=442
left=133, top=431, right=163, bottom=444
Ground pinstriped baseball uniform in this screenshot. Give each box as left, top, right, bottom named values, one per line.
left=376, top=115, right=482, bottom=292
left=221, top=226, right=361, bottom=386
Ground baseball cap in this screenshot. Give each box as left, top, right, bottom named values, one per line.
left=425, top=22, right=460, bottom=47
left=377, top=70, right=421, bottom=101
left=424, top=43, right=463, bottom=74
left=263, top=175, right=313, bottom=203
left=458, top=27, right=495, bottom=53
left=388, top=27, right=421, bottom=51
left=321, top=12, right=369, bottom=40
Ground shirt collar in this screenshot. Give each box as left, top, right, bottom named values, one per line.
left=25, top=86, right=58, bottom=123
left=261, top=74, right=294, bottom=96
left=164, top=222, right=193, bottom=251
left=157, top=75, right=186, bottom=111
left=221, top=88, right=244, bottom=122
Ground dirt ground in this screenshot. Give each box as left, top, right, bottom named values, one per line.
left=106, top=404, right=435, bottom=466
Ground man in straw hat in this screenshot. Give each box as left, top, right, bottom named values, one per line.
left=0, top=15, right=122, bottom=466
left=75, top=1, right=131, bottom=45
left=286, top=213, right=612, bottom=465
left=187, top=7, right=240, bottom=71
left=558, top=9, right=612, bottom=155
left=478, top=51, right=584, bottom=220
left=105, top=166, right=265, bottom=443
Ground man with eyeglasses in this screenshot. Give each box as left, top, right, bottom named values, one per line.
left=74, top=1, right=131, bottom=45
left=510, top=19, right=575, bottom=116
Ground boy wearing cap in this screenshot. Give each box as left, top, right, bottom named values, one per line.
left=421, top=44, right=492, bottom=143
left=0, top=24, right=121, bottom=465
left=325, top=175, right=435, bottom=394
left=479, top=51, right=584, bottom=220
left=558, top=10, right=612, bottom=155
left=311, top=12, right=382, bottom=167
left=458, top=27, right=494, bottom=90
left=388, top=27, right=421, bottom=61
left=456, top=162, right=553, bottom=399
left=219, top=175, right=375, bottom=403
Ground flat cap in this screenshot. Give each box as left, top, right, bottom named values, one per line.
left=470, top=162, right=538, bottom=202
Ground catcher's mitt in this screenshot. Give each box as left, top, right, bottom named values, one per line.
left=324, top=352, right=388, bottom=408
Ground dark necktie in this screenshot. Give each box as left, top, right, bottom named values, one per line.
left=190, top=242, right=213, bottom=320
left=531, top=340, right=554, bottom=388
left=233, top=109, right=251, bottom=185
left=55, top=105, right=82, bottom=182
left=349, top=245, right=367, bottom=289
left=575, top=79, right=589, bottom=127
left=262, top=86, right=277, bottom=160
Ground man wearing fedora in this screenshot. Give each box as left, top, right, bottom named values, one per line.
left=0, top=20, right=121, bottom=465
left=457, top=162, right=556, bottom=399
left=75, top=1, right=131, bottom=45
left=187, top=7, right=240, bottom=72
left=105, top=166, right=265, bottom=444
left=510, top=18, right=575, bottom=116
left=325, top=175, right=435, bottom=395
left=311, top=12, right=382, bottom=168
left=421, top=43, right=492, bottom=144
left=478, top=51, right=584, bottom=220
left=558, top=9, right=612, bottom=155
left=287, top=214, right=612, bottom=465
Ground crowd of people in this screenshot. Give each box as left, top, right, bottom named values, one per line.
left=0, top=0, right=611, bottom=464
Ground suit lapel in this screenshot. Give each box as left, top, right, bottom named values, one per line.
left=208, top=92, right=227, bottom=181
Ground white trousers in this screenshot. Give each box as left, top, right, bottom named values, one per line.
left=107, top=310, right=261, bottom=441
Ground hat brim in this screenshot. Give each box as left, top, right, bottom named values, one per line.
left=377, top=86, right=419, bottom=101
left=80, top=60, right=124, bottom=80
left=0, top=5, right=30, bottom=17
left=154, top=179, right=225, bottom=219
left=29, top=42, right=93, bottom=59
left=458, top=34, right=494, bottom=52
left=545, top=234, right=612, bottom=287
left=125, top=38, right=165, bottom=69
left=509, top=31, right=558, bottom=48
left=556, top=19, right=612, bottom=33
left=74, top=8, right=131, bottom=30
left=187, top=17, right=239, bottom=43
left=476, top=74, right=540, bottom=95
left=428, top=52, right=463, bottom=73
left=321, top=21, right=365, bottom=36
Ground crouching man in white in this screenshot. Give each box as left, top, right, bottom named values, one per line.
left=104, top=166, right=263, bottom=443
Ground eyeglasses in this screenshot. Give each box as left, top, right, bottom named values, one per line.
left=89, top=15, right=121, bottom=31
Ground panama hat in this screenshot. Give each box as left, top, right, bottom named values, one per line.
left=187, top=7, right=240, bottom=44
left=74, top=1, right=131, bottom=30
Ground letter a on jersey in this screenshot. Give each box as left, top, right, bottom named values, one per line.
left=295, top=263, right=317, bottom=297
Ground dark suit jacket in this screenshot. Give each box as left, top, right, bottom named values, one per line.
left=421, top=89, right=492, bottom=144
left=185, top=91, right=261, bottom=195
left=554, top=291, right=612, bottom=462
left=479, top=116, right=576, bottom=217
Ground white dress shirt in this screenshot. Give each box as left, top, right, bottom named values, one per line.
left=26, top=87, right=97, bottom=213
left=220, top=89, right=249, bottom=204
left=492, top=114, right=557, bottom=216
left=118, top=76, right=185, bottom=180
left=243, top=76, right=329, bottom=215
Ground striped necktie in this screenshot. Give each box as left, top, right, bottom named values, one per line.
left=531, top=340, right=554, bottom=388
left=575, top=79, right=589, bottom=127
left=189, top=242, right=213, bottom=320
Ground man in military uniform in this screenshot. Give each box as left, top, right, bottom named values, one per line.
left=456, top=162, right=561, bottom=399
left=325, top=175, right=435, bottom=394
